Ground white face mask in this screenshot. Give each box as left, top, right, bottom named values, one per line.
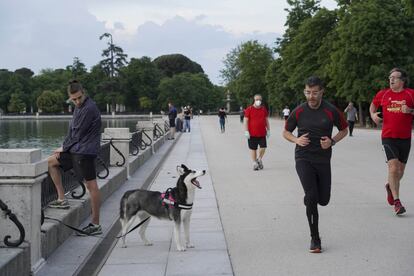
left=254, top=100, right=262, bottom=107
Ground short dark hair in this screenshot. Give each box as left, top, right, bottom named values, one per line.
left=390, top=67, right=409, bottom=87
left=67, top=80, right=84, bottom=94
left=305, top=76, right=325, bottom=90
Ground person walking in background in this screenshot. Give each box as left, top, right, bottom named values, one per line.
left=183, top=106, right=191, bottom=132
left=218, top=107, right=227, bottom=133
left=244, top=94, right=270, bottom=170
left=283, top=76, right=348, bottom=253
left=282, top=105, right=290, bottom=120
left=344, top=102, right=358, bottom=136
left=239, top=106, right=245, bottom=123
left=370, top=67, right=414, bottom=215
left=48, top=80, right=103, bottom=236
left=168, top=102, right=177, bottom=139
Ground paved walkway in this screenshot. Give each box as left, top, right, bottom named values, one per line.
left=99, top=115, right=414, bottom=276
left=200, top=115, right=414, bottom=276
left=98, top=118, right=233, bottom=276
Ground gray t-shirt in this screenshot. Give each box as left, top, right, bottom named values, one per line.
left=346, top=107, right=357, bottom=121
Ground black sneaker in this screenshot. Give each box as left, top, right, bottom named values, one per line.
left=257, top=159, right=264, bottom=170
left=309, top=237, right=322, bottom=253
left=76, top=223, right=102, bottom=236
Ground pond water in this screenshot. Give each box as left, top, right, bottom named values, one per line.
left=0, top=118, right=139, bottom=157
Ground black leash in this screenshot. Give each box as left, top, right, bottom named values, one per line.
left=116, top=217, right=150, bottom=239
left=44, top=216, right=151, bottom=239
left=44, top=216, right=100, bottom=237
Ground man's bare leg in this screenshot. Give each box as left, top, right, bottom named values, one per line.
left=48, top=155, right=65, bottom=200
left=85, top=179, right=101, bottom=225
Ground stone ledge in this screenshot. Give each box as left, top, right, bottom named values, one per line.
left=0, top=243, right=30, bottom=276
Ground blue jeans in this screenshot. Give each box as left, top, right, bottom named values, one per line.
left=219, top=118, right=225, bottom=132
left=184, top=119, right=191, bottom=132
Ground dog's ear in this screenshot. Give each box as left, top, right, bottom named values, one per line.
left=176, top=165, right=185, bottom=175
left=180, top=164, right=189, bottom=171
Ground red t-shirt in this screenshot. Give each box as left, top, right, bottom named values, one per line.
left=372, top=88, right=414, bottom=138
left=244, top=105, right=268, bottom=137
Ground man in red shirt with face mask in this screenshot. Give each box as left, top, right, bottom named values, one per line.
left=370, top=67, right=414, bottom=216
left=244, top=94, right=270, bottom=170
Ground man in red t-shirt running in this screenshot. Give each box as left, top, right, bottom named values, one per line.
left=244, top=94, right=270, bottom=170
left=370, top=67, right=414, bottom=215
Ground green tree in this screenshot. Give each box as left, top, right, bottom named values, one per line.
left=66, top=57, right=87, bottom=79
left=120, top=57, right=162, bottom=111
left=37, top=90, right=65, bottom=113
left=157, top=73, right=218, bottom=112
left=7, top=92, right=26, bottom=113
left=153, top=54, right=204, bottom=78
left=99, top=33, right=128, bottom=112
left=99, top=33, right=128, bottom=78
left=280, top=8, right=337, bottom=101
left=222, top=41, right=273, bottom=108
left=139, top=96, right=152, bottom=111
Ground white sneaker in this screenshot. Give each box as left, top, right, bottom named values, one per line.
left=253, top=161, right=259, bottom=171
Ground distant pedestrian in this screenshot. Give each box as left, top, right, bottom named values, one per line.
left=47, top=80, right=103, bottom=236
left=168, top=102, right=177, bottom=139
left=239, top=106, right=244, bottom=123
left=370, top=67, right=414, bottom=215
left=283, top=76, right=348, bottom=253
left=183, top=106, right=191, bottom=132
left=218, top=107, right=227, bottom=133
left=244, top=94, right=270, bottom=170
left=282, top=106, right=290, bottom=120
left=344, top=102, right=358, bottom=136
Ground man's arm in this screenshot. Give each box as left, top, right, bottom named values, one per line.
left=244, top=117, right=249, bottom=132
left=369, top=102, right=382, bottom=125
left=283, top=129, right=310, bottom=147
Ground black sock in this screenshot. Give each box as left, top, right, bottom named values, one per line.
left=306, top=204, right=319, bottom=239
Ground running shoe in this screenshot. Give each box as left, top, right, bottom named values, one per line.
left=48, top=199, right=70, bottom=209
left=385, top=183, right=394, bottom=206
left=309, top=237, right=322, bottom=253
left=257, top=159, right=264, bottom=170
left=76, top=223, right=102, bottom=236
left=394, top=200, right=406, bottom=215
left=253, top=161, right=259, bottom=171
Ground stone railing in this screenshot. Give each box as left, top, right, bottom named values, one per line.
left=0, top=122, right=170, bottom=275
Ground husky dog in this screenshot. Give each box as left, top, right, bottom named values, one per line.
left=119, top=164, right=206, bottom=251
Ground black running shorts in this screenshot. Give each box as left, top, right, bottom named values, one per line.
left=248, top=136, right=267, bottom=150
left=169, top=118, right=176, bottom=128
left=382, top=138, right=411, bottom=163
left=58, top=152, right=97, bottom=181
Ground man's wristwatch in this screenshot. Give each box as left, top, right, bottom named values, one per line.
left=330, top=138, right=336, bottom=146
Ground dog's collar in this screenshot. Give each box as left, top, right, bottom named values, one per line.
left=161, top=189, right=193, bottom=210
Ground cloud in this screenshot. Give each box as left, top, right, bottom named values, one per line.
left=122, top=16, right=280, bottom=84
left=0, top=0, right=107, bottom=73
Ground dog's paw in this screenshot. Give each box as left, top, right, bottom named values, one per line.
left=144, top=241, right=153, bottom=246
left=121, top=244, right=128, bottom=248
left=186, top=243, right=194, bottom=248
left=176, top=246, right=186, bottom=251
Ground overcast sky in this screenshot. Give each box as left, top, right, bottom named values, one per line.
left=0, top=0, right=337, bottom=84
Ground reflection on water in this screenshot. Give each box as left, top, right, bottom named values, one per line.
left=0, top=118, right=139, bottom=157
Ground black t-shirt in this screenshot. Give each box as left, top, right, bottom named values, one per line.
left=285, top=100, right=348, bottom=163
left=218, top=110, right=227, bottom=119
left=184, top=110, right=191, bottom=120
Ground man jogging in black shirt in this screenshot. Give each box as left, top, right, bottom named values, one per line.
left=283, top=76, right=348, bottom=253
